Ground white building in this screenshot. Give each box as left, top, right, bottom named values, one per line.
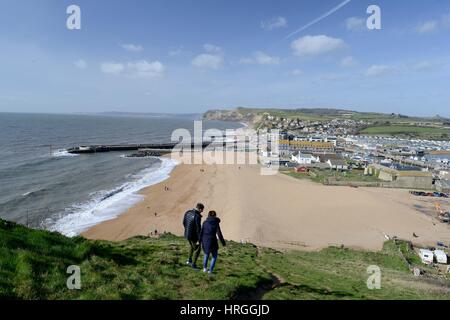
left=291, top=152, right=319, bottom=165
left=293, top=136, right=308, bottom=141
left=325, top=137, right=338, bottom=146
left=434, top=250, right=448, bottom=264
left=419, top=249, right=434, bottom=264
left=327, top=159, right=349, bottom=171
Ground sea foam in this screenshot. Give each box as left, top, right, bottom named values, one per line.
left=49, top=157, right=179, bottom=237
left=52, top=149, right=79, bottom=157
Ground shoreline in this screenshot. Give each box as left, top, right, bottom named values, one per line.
left=82, top=151, right=450, bottom=251
left=51, top=156, right=179, bottom=237
left=55, top=121, right=248, bottom=237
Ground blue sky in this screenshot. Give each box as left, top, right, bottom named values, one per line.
left=1, top=0, right=450, bottom=116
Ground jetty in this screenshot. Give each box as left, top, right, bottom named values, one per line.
left=67, top=142, right=212, bottom=154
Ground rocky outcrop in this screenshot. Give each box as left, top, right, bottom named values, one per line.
left=203, top=108, right=255, bottom=123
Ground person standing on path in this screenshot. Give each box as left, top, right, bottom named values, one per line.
left=182, top=203, right=204, bottom=270
left=200, top=210, right=226, bottom=274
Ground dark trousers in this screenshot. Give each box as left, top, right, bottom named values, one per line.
left=188, top=240, right=201, bottom=265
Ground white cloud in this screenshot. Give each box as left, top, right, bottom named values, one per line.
left=291, top=69, right=302, bottom=76
left=192, top=54, right=223, bottom=69
left=121, top=44, right=144, bottom=52
left=169, top=46, right=184, bottom=57
left=345, top=17, right=365, bottom=31
left=74, top=59, right=87, bottom=69
left=413, top=14, right=450, bottom=35
left=101, top=62, right=125, bottom=75
left=261, top=16, right=288, bottom=31
left=363, top=61, right=437, bottom=78
left=203, top=44, right=222, bottom=54
left=240, top=51, right=280, bottom=65
left=101, top=60, right=165, bottom=77
left=340, top=56, right=358, bottom=68
left=192, top=44, right=224, bottom=69
left=411, top=61, right=436, bottom=72
left=291, top=35, right=345, bottom=57
left=127, top=60, right=165, bottom=78
left=416, top=21, right=438, bottom=34
left=365, top=65, right=395, bottom=77
left=254, top=51, right=280, bottom=65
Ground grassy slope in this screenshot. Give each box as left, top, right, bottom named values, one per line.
left=205, top=108, right=449, bottom=139
left=233, top=107, right=445, bottom=123
left=1, top=219, right=449, bottom=300
left=260, top=242, right=450, bottom=300
left=360, top=125, right=450, bottom=139
left=229, top=108, right=450, bottom=139
left=0, top=220, right=270, bottom=300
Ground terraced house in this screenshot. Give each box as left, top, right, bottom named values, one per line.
left=279, top=140, right=335, bottom=157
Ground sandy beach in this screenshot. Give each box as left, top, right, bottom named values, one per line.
left=83, top=152, right=450, bottom=251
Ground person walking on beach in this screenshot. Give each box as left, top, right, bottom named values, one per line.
left=183, top=203, right=204, bottom=270
left=200, top=211, right=226, bottom=274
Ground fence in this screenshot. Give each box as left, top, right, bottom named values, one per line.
left=324, top=178, right=435, bottom=190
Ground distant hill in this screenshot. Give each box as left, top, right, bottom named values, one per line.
left=203, top=107, right=447, bottom=123
left=90, top=112, right=202, bottom=120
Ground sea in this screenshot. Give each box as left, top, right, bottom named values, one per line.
left=0, top=113, right=242, bottom=236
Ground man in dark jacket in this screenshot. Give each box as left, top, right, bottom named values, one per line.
left=183, top=203, right=204, bottom=269
left=200, top=211, right=226, bottom=274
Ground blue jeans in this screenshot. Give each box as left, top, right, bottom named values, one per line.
left=203, top=250, right=218, bottom=272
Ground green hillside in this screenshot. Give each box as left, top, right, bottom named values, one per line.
left=1, top=219, right=449, bottom=300
left=360, top=125, right=450, bottom=140
left=204, top=107, right=448, bottom=123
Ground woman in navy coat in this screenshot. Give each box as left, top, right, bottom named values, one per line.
left=200, top=211, right=226, bottom=273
